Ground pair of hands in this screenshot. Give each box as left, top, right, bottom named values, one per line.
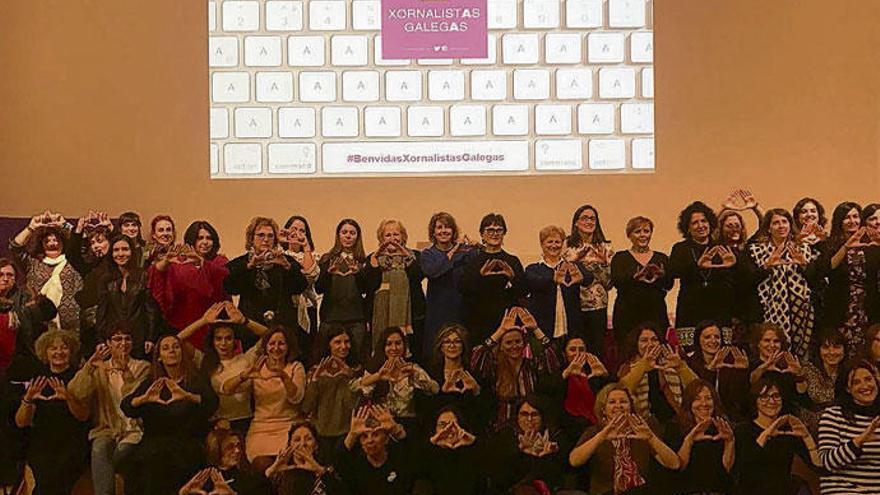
left=326, top=255, right=360, bottom=276
left=446, top=235, right=477, bottom=260
left=431, top=418, right=476, bottom=449
left=24, top=376, right=71, bottom=402
left=491, top=307, right=545, bottom=342
left=137, top=377, right=195, bottom=406
left=87, top=343, right=130, bottom=371
left=180, top=467, right=234, bottom=495
left=844, top=227, right=880, bottom=250
left=640, top=344, right=684, bottom=372
left=764, top=242, right=808, bottom=268
left=760, top=414, right=810, bottom=440
left=161, top=244, right=205, bottom=267
left=517, top=429, right=559, bottom=458
left=633, top=262, right=665, bottom=283
left=202, top=301, right=247, bottom=326
left=440, top=368, right=479, bottom=394
left=277, top=228, right=311, bottom=253
left=273, top=442, right=324, bottom=475
left=28, top=210, right=66, bottom=230
left=350, top=404, right=397, bottom=436
left=601, top=413, right=655, bottom=441
left=687, top=417, right=734, bottom=443
left=706, top=346, right=750, bottom=370
left=75, top=211, right=113, bottom=234
left=554, top=261, right=583, bottom=287
left=375, top=356, right=415, bottom=383
left=795, top=222, right=827, bottom=243
left=721, top=188, right=759, bottom=212
left=757, top=351, right=802, bottom=376
left=571, top=244, right=609, bottom=266
left=247, top=246, right=290, bottom=270
left=312, top=356, right=354, bottom=380
left=698, top=245, right=737, bottom=269
left=480, top=258, right=515, bottom=280
left=240, top=355, right=289, bottom=382
left=562, top=351, right=608, bottom=380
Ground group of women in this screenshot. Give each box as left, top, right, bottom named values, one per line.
left=1, top=189, right=880, bottom=495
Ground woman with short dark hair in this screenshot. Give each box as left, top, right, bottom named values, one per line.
left=148, top=220, right=229, bottom=350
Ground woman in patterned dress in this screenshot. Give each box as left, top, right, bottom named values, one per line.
left=748, top=208, right=816, bottom=361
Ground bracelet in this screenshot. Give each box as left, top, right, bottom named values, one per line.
left=21, top=398, right=33, bottom=406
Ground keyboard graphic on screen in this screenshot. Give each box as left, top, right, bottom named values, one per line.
left=209, top=0, right=654, bottom=177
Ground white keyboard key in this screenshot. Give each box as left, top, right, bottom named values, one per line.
left=222, top=1, right=260, bottom=31
left=385, top=71, right=422, bottom=102
left=535, top=104, right=572, bottom=135
left=599, top=68, right=636, bottom=98
left=299, top=72, right=337, bottom=102
left=265, top=1, right=303, bottom=31
left=374, top=36, right=409, bottom=66
left=621, top=103, right=654, bottom=134
left=588, top=33, right=625, bottom=63
left=407, top=106, right=445, bottom=137
left=523, top=0, right=560, bottom=28
left=630, top=32, right=653, bottom=63
left=278, top=107, right=316, bottom=137
left=578, top=103, right=615, bottom=134
left=244, top=36, right=282, bottom=66
left=488, top=0, right=517, bottom=29
left=492, top=105, right=529, bottom=136
left=210, top=144, right=219, bottom=173
left=566, top=0, right=603, bottom=28
left=352, top=1, right=381, bottom=30
left=210, top=108, right=229, bottom=139
left=364, top=107, right=401, bottom=137
left=461, top=34, right=497, bottom=65
left=503, top=34, right=540, bottom=64
left=288, top=36, right=325, bottom=66
left=208, top=2, right=216, bottom=31
left=211, top=72, right=250, bottom=102
left=545, top=34, right=582, bottom=64
left=450, top=105, right=486, bottom=136
left=321, top=107, right=359, bottom=137
left=418, top=59, right=454, bottom=66
left=234, top=108, right=273, bottom=138
left=632, top=138, right=655, bottom=169
left=513, top=69, right=550, bottom=100
left=224, top=143, right=262, bottom=174
left=331, top=35, right=369, bottom=66
left=342, top=71, right=379, bottom=102
left=309, top=1, right=347, bottom=30
left=535, top=139, right=583, bottom=170
left=322, top=141, right=529, bottom=173
left=428, top=71, right=465, bottom=101
left=209, top=37, right=239, bottom=67
left=609, top=0, right=646, bottom=28
left=471, top=70, right=507, bottom=101
left=268, top=143, right=316, bottom=173
left=588, top=139, right=626, bottom=170
left=642, top=67, right=654, bottom=98
left=556, top=68, right=592, bottom=99
left=255, top=72, right=294, bottom=102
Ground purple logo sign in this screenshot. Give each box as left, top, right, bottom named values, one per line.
left=381, top=0, right=488, bottom=59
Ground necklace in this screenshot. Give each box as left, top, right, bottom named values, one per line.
left=631, top=246, right=650, bottom=254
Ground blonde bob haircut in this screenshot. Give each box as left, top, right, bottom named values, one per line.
left=376, top=219, right=408, bottom=244
left=538, top=225, right=566, bottom=243
left=244, top=217, right=279, bottom=251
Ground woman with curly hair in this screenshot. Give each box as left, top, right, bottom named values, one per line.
left=9, top=212, right=83, bottom=331
left=669, top=201, right=738, bottom=327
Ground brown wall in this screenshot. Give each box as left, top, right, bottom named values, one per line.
left=2, top=0, right=879, bottom=260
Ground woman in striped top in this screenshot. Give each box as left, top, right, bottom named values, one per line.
left=818, top=360, right=880, bottom=494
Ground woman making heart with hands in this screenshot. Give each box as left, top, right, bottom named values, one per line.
left=422, top=407, right=484, bottom=494
left=748, top=323, right=808, bottom=404
left=121, top=334, right=219, bottom=495
left=661, top=380, right=735, bottom=494
left=548, top=336, right=612, bottom=441
left=222, top=325, right=306, bottom=474
left=733, top=376, right=820, bottom=494
left=569, top=384, right=680, bottom=495
left=425, top=324, right=487, bottom=431
left=684, top=321, right=751, bottom=421
left=264, top=421, right=345, bottom=495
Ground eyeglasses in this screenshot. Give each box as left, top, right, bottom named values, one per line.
left=758, top=393, right=782, bottom=402
left=483, top=227, right=505, bottom=235
left=442, top=339, right=462, bottom=347
left=254, top=233, right=275, bottom=239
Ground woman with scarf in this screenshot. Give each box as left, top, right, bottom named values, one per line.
left=569, top=383, right=680, bottom=495
left=470, top=307, right=559, bottom=431
left=280, top=215, right=320, bottom=352
left=148, top=220, right=229, bottom=350
left=224, top=217, right=307, bottom=350
left=426, top=324, right=487, bottom=431
left=9, top=211, right=82, bottom=332
left=364, top=220, right=426, bottom=361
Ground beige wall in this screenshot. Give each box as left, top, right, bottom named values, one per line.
left=1, top=0, right=879, bottom=261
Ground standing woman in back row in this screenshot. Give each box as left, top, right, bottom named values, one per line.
left=281, top=215, right=320, bottom=344
left=316, top=219, right=369, bottom=362
left=565, top=205, right=614, bottom=358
